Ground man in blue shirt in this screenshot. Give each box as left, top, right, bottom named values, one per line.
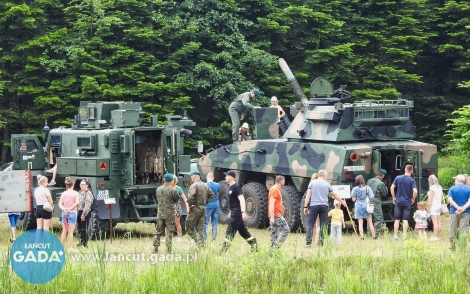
left=448, top=174, right=470, bottom=250
left=204, top=172, right=220, bottom=241
left=390, top=164, right=417, bottom=240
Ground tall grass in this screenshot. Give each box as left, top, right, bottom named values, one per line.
left=0, top=216, right=469, bottom=293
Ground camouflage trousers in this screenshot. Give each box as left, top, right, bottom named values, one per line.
left=367, top=199, right=384, bottom=235
left=229, top=107, right=241, bottom=141
left=186, top=206, right=206, bottom=247
left=154, top=218, right=175, bottom=253
left=270, top=215, right=290, bottom=248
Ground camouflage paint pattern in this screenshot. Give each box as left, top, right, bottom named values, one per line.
left=197, top=58, right=438, bottom=229
left=186, top=180, right=215, bottom=247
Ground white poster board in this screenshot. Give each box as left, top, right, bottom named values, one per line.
left=331, top=185, right=351, bottom=199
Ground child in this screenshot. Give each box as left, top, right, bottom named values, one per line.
left=413, top=201, right=429, bottom=239
left=239, top=123, right=251, bottom=141
left=8, top=212, right=20, bottom=242
left=328, top=200, right=346, bottom=244
left=270, top=96, right=285, bottom=122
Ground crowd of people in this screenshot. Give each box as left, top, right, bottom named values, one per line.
left=5, top=163, right=470, bottom=253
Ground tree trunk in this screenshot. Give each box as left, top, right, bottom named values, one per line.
left=1, top=125, right=9, bottom=164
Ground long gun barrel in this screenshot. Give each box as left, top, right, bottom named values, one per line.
left=279, top=58, right=308, bottom=107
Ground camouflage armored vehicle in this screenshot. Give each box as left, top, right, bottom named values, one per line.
left=0, top=101, right=195, bottom=237
left=197, top=58, right=438, bottom=232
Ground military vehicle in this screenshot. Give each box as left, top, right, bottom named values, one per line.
left=197, top=58, right=438, bottom=232
left=0, top=101, right=195, bottom=238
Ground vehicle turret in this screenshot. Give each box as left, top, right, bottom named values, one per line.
left=279, top=58, right=416, bottom=142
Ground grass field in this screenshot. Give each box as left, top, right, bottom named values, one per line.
left=0, top=214, right=469, bottom=293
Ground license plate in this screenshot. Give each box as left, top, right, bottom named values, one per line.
left=96, top=190, right=109, bottom=200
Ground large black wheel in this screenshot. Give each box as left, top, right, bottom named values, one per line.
left=242, top=182, right=268, bottom=228
left=408, top=205, right=417, bottom=231
left=88, top=211, right=111, bottom=240
left=281, top=186, right=301, bottom=232
left=17, top=211, right=37, bottom=231
left=218, top=181, right=230, bottom=224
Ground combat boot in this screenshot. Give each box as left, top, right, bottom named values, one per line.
left=247, top=237, right=258, bottom=252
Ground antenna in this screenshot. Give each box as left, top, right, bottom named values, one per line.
left=377, top=60, right=400, bottom=99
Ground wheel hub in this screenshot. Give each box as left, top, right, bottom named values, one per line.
left=282, top=199, right=290, bottom=220
left=245, top=196, right=255, bottom=218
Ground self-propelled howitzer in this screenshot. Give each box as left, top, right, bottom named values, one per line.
left=197, top=58, right=437, bottom=232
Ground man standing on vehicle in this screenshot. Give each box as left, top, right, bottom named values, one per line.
left=187, top=171, right=214, bottom=248
left=220, top=170, right=258, bottom=253
left=229, top=89, right=260, bottom=142
left=269, top=175, right=290, bottom=248
left=303, top=170, right=347, bottom=247
left=448, top=174, right=470, bottom=250
left=154, top=173, right=180, bottom=253
left=391, top=164, right=417, bottom=240
left=204, top=172, right=220, bottom=242
left=367, top=168, right=389, bottom=236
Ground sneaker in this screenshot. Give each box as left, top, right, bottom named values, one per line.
left=10, top=238, right=16, bottom=243
left=176, top=237, right=182, bottom=243
left=402, top=235, right=407, bottom=240
left=161, top=238, right=166, bottom=243
left=305, top=244, right=311, bottom=248
left=393, top=234, right=398, bottom=241
left=48, top=180, right=56, bottom=186
left=430, top=237, right=440, bottom=242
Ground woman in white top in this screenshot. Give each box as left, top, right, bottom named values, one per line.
left=427, top=174, right=443, bottom=241
left=270, top=96, right=285, bottom=122
left=35, top=176, right=54, bottom=231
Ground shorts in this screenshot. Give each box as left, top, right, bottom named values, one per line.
left=429, top=206, right=441, bottom=216
left=394, top=203, right=411, bottom=221
left=62, top=211, right=78, bottom=225
left=415, top=223, right=427, bottom=229
left=36, top=205, right=53, bottom=220
left=8, top=214, right=19, bottom=227
left=174, top=204, right=182, bottom=217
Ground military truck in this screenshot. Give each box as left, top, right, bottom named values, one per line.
left=0, top=101, right=195, bottom=238
left=196, top=58, right=438, bottom=232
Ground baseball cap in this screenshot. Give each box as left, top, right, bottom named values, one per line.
left=190, top=171, right=200, bottom=176
left=453, top=174, right=466, bottom=183
left=223, top=170, right=237, bottom=178
left=163, top=173, right=174, bottom=181
left=378, top=168, right=387, bottom=175
left=271, top=96, right=278, bottom=102
left=252, top=88, right=260, bottom=97
left=334, top=200, right=341, bottom=206
left=242, top=122, right=249, bottom=128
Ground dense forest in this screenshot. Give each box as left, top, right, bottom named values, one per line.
left=1, top=0, right=470, bottom=164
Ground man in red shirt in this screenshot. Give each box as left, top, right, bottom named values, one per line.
left=269, top=175, right=290, bottom=248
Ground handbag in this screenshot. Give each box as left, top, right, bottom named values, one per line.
left=43, top=201, right=53, bottom=212
left=441, top=196, right=449, bottom=214
left=365, top=186, right=375, bottom=214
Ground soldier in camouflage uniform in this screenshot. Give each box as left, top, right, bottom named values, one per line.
left=366, top=168, right=389, bottom=236
left=154, top=173, right=180, bottom=253
left=186, top=171, right=214, bottom=248
left=229, top=89, right=260, bottom=142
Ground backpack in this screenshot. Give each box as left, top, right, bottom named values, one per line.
left=88, top=189, right=97, bottom=211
